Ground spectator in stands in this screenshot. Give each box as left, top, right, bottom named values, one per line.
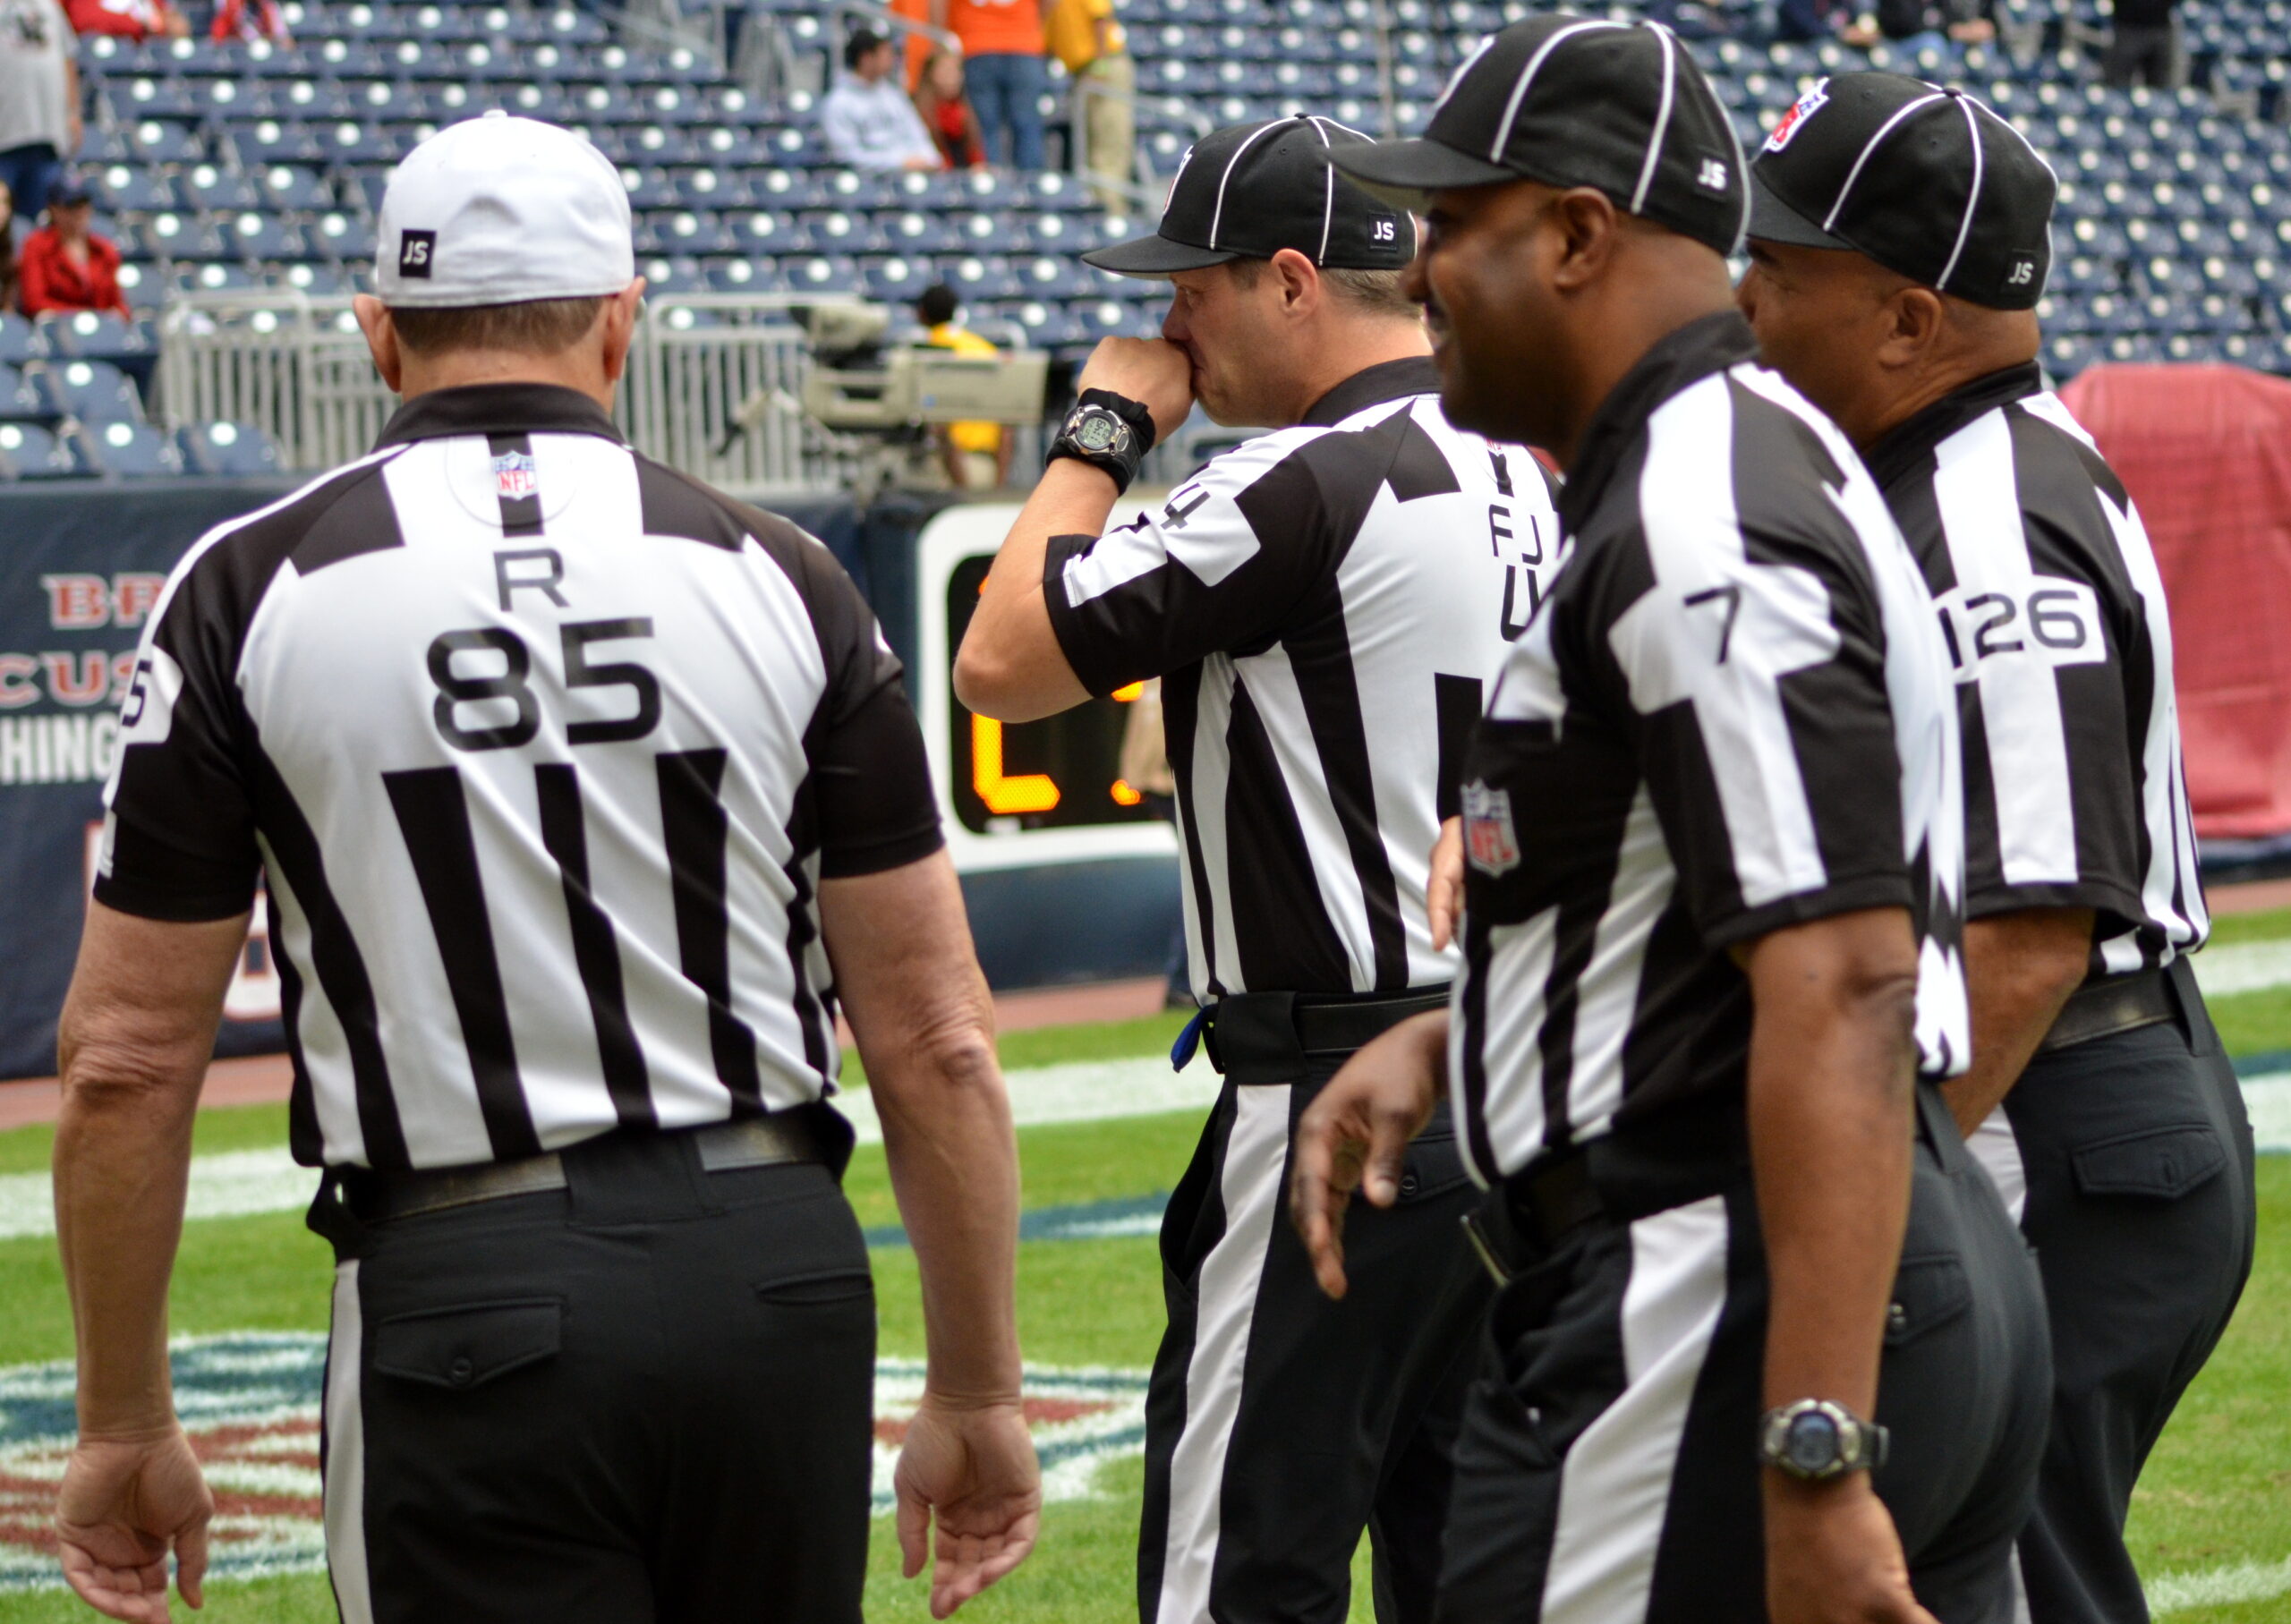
left=1850, top=0, right=1994, bottom=55
left=2104, top=0, right=2185, bottom=87
left=916, top=282, right=1011, bottom=489
left=64, top=0, right=187, bottom=38
left=822, top=28, right=943, bottom=173
left=933, top=0, right=1046, bottom=170
left=1046, top=0, right=1132, bottom=207
left=17, top=175, right=128, bottom=317
left=0, top=0, right=80, bottom=225
left=1775, top=0, right=1860, bottom=42
left=0, top=181, right=18, bottom=313
left=915, top=49, right=987, bottom=168
left=210, top=0, right=288, bottom=42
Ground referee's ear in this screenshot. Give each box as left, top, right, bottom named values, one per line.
left=352, top=293, right=405, bottom=395
left=600, top=277, right=647, bottom=387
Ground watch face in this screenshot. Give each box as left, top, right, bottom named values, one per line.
left=1075, top=412, right=1120, bottom=454
left=1784, top=1411, right=1842, bottom=1474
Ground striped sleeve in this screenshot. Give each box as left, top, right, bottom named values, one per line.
left=1042, top=429, right=1338, bottom=697
left=1926, top=406, right=2147, bottom=925
left=1599, top=378, right=1912, bottom=950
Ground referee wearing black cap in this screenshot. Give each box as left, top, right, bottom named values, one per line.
left=958, top=115, right=1562, bottom=1624
left=1296, top=21, right=2049, bottom=1623
left=1738, top=73, right=2258, bottom=1624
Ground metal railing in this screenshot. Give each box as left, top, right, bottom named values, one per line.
left=157, top=291, right=887, bottom=497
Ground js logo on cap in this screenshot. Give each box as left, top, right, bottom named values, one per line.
left=398, top=229, right=437, bottom=279
left=2006, top=258, right=2037, bottom=286
left=1764, top=78, right=1831, bottom=153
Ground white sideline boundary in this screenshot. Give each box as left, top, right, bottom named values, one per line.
left=2147, top=1554, right=2291, bottom=1614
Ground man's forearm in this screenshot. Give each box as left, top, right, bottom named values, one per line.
left=1940, top=908, right=2093, bottom=1138
left=954, top=458, right=1117, bottom=719
left=54, top=1062, right=200, bottom=1437
left=872, top=1024, right=1025, bottom=1400
left=1744, top=911, right=1921, bottom=1418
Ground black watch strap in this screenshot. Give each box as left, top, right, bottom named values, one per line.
left=1047, top=389, right=1158, bottom=495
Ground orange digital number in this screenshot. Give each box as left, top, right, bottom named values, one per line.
left=971, top=714, right=1060, bottom=814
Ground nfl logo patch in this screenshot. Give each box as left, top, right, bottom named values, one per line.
left=492, top=450, right=538, bottom=499
left=1764, top=79, right=1830, bottom=153
left=1461, top=780, right=1520, bottom=877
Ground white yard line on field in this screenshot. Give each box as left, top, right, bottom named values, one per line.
left=2192, top=938, right=2291, bottom=997
left=0, top=1056, right=1214, bottom=1242
left=2146, top=1553, right=2291, bottom=1614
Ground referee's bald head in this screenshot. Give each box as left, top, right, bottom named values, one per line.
left=354, top=113, right=646, bottom=395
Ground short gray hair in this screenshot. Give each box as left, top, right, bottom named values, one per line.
left=388, top=296, right=608, bottom=357
left=1224, top=258, right=1419, bottom=320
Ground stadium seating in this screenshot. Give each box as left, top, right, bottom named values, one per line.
left=30, top=0, right=2291, bottom=489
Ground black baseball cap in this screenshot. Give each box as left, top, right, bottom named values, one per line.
left=1748, top=73, right=2055, bottom=310
left=47, top=175, right=92, bottom=207
left=1084, top=115, right=1418, bottom=276
left=1324, top=16, right=1748, bottom=258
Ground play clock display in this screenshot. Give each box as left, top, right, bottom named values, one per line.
left=912, top=505, right=1180, bottom=873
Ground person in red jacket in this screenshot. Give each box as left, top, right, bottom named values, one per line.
left=64, top=0, right=188, bottom=40
left=17, top=178, right=128, bottom=316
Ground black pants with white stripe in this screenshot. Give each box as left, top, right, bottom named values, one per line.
left=1435, top=1084, right=2052, bottom=1624
left=1969, top=972, right=2257, bottom=1624
left=312, top=1129, right=875, bottom=1624
left=1138, top=1045, right=1493, bottom=1624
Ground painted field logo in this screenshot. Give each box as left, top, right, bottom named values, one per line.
left=0, top=1336, right=1146, bottom=1592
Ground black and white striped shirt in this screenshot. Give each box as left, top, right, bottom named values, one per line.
left=97, top=384, right=941, bottom=1171
left=1450, top=314, right=1969, bottom=1186
left=1865, top=364, right=2207, bottom=979
left=1042, top=357, right=1563, bottom=999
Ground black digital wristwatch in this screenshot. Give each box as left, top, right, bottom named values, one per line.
left=1045, top=388, right=1158, bottom=495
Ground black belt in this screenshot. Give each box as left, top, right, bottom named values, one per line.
left=345, top=1114, right=823, bottom=1223
left=1197, top=986, right=1450, bottom=1084
left=2038, top=966, right=2176, bottom=1054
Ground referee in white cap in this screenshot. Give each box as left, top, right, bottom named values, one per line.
left=1738, top=74, right=2257, bottom=1624
left=49, top=113, right=1037, bottom=1623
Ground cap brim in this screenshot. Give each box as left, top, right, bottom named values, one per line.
left=1080, top=233, right=1241, bottom=276
left=1746, top=168, right=1853, bottom=251
left=1321, top=139, right=1518, bottom=213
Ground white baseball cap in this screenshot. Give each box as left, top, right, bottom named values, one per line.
left=373, top=112, right=634, bottom=308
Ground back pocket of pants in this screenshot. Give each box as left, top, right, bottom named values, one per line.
left=2070, top=1124, right=2225, bottom=1200
left=372, top=1299, right=562, bottom=1391
left=754, top=1269, right=874, bottom=1306
left=1884, top=1255, right=1971, bottom=1348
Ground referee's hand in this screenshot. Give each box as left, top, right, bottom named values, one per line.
left=1290, top=1010, right=1447, bottom=1300
left=55, top=1428, right=212, bottom=1622
left=1073, top=337, right=1197, bottom=446
left=894, top=1392, right=1043, bottom=1618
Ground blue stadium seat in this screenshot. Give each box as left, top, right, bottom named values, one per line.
left=941, top=254, right=1024, bottom=301
left=0, top=421, right=90, bottom=480
left=128, top=119, right=205, bottom=163
left=93, top=163, right=179, bottom=213
left=704, top=258, right=783, bottom=293
left=1019, top=255, right=1094, bottom=298
left=786, top=256, right=861, bottom=295
left=224, top=212, right=312, bottom=261
left=50, top=360, right=144, bottom=424
left=643, top=211, right=739, bottom=255
left=639, top=255, right=708, bottom=294
left=671, top=167, right=749, bottom=209
left=37, top=310, right=155, bottom=364
left=735, top=210, right=810, bottom=254
left=0, top=364, right=56, bottom=421
left=139, top=212, right=229, bottom=260
left=274, top=262, right=355, bottom=294
left=114, top=75, right=203, bottom=119
left=864, top=256, right=938, bottom=302
left=90, top=420, right=183, bottom=478
left=802, top=210, right=889, bottom=253
left=884, top=211, right=962, bottom=255
left=181, top=261, right=265, bottom=293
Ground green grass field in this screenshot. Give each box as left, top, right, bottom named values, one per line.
left=1, top=947, right=2286, bottom=1623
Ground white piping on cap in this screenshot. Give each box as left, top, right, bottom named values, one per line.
left=1488, top=19, right=1623, bottom=164
left=1630, top=22, right=1680, bottom=213
left=1934, top=93, right=1985, bottom=291
left=1208, top=120, right=1283, bottom=251
left=1820, top=89, right=1948, bottom=234
left=1304, top=115, right=1337, bottom=262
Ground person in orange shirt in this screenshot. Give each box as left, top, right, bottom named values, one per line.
left=931, top=0, right=1044, bottom=168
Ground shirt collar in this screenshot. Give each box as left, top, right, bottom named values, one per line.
left=1862, top=361, right=2045, bottom=490
left=374, top=382, right=626, bottom=449
left=1300, top=355, right=1444, bottom=428
left=1557, top=310, right=1759, bottom=534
